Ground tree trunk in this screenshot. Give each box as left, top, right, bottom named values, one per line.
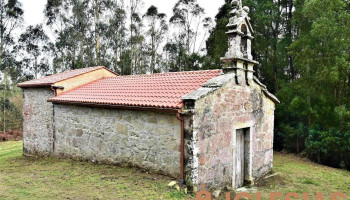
left=296, top=134, right=300, bottom=154
left=187, top=25, right=190, bottom=55
left=151, top=33, right=155, bottom=74
left=95, top=0, right=100, bottom=65
left=73, top=47, right=76, bottom=69
left=0, top=45, right=2, bottom=65
left=130, top=1, right=134, bottom=74
left=288, top=0, right=295, bottom=80
left=35, top=57, right=38, bottom=79
left=114, top=42, right=120, bottom=73
left=3, top=70, right=6, bottom=133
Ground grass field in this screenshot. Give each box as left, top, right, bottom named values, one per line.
left=0, top=141, right=349, bottom=200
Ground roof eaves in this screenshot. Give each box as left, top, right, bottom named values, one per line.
left=182, top=73, right=235, bottom=101
left=47, top=66, right=117, bottom=85
left=17, top=83, right=53, bottom=88
left=17, top=66, right=119, bottom=88
left=253, top=76, right=280, bottom=104
left=48, top=100, right=181, bottom=113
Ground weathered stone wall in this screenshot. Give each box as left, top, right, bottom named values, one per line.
left=22, top=88, right=54, bottom=155
left=188, top=77, right=275, bottom=191
left=53, top=105, right=181, bottom=177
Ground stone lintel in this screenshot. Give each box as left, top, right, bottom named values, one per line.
left=226, top=30, right=244, bottom=35
left=181, top=73, right=238, bottom=101
left=181, top=88, right=217, bottom=101
left=221, top=57, right=259, bottom=65
left=202, top=73, right=236, bottom=88
left=242, top=35, right=254, bottom=40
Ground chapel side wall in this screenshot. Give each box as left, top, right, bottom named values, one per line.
left=53, top=104, right=181, bottom=177
left=191, top=78, right=275, bottom=191
left=252, top=93, right=275, bottom=177
left=22, top=88, right=54, bottom=156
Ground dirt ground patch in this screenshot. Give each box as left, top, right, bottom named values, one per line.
left=0, top=130, right=22, bottom=142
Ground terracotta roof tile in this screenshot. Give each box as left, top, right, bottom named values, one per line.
left=49, top=70, right=222, bottom=110
left=18, top=66, right=112, bottom=88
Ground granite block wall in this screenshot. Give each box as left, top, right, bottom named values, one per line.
left=53, top=105, right=182, bottom=177
left=22, top=88, right=54, bottom=155
left=187, top=77, right=275, bottom=191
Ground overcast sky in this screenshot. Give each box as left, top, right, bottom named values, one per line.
left=20, top=0, right=224, bottom=26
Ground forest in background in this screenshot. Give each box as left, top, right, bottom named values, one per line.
left=0, top=0, right=349, bottom=170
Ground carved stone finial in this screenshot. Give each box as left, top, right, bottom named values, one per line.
left=243, top=6, right=250, bottom=13
left=221, top=0, right=258, bottom=77
left=231, top=0, right=242, bottom=8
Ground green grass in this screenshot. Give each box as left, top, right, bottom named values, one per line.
left=0, top=141, right=190, bottom=200
left=0, top=141, right=350, bottom=200
left=254, top=153, right=350, bottom=200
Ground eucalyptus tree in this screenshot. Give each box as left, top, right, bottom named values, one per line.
left=107, top=1, right=127, bottom=73
left=0, top=0, right=23, bottom=72
left=128, top=0, right=143, bottom=74
left=45, top=0, right=94, bottom=70
left=129, top=0, right=144, bottom=74
left=163, top=41, right=180, bottom=72
left=17, top=25, right=50, bottom=79
left=91, top=0, right=118, bottom=66
left=170, top=0, right=205, bottom=55
left=44, top=0, right=70, bottom=71
left=143, top=5, right=167, bottom=74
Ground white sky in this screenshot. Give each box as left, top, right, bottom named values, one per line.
left=20, top=0, right=224, bottom=26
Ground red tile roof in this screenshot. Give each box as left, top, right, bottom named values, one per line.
left=49, top=70, right=222, bottom=110
left=18, top=66, right=115, bottom=88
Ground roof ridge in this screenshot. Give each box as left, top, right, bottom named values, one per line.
left=52, top=77, right=109, bottom=98
left=18, top=66, right=119, bottom=88
left=106, top=69, right=222, bottom=79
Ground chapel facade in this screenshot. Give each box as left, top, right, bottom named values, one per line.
left=18, top=0, right=279, bottom=192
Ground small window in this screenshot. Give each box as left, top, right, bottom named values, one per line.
left=241, top=24, right=248, bottom=58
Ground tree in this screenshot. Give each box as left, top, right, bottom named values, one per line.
left=91, top=0, right=117, bottom=66
left=170, top=0, right=205, bottom=55
left=143, top=5, right=167, bottom=73
left=163, top=41, right=179, bottom=72
left=17, top=25, right=50, bottom=78
left=107, top=0, right=127, bottom=73
left=0, top=0, right=23, bottom=75
left=129, top=0, right=142, bottom=74
left=206, top=0, right=233, bottom=69
left=0, top=0, right=23, bottom=132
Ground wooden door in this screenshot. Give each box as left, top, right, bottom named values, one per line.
left=235, top=129, right=245, bottom=188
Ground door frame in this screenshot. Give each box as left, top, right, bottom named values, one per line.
left=232, top=121, right=254, bottom=189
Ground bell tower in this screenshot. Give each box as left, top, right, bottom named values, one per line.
left=221, top=0, right=258, bottom=85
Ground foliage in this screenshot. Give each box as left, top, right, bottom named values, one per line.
left=0, top=74, right=22, bottom=132
left=284, top=0, right=350, bottom=169
left=205, top=0, right=232, bottom=69
left=206, top=0, right=350, bottom=170
left=143, top=5, right=168, bottom=73
left=0, top=0, right=23, bottom=81
left=16, top=25, right=50, bottom=78
left=168, top=0, right=212, bottom=72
